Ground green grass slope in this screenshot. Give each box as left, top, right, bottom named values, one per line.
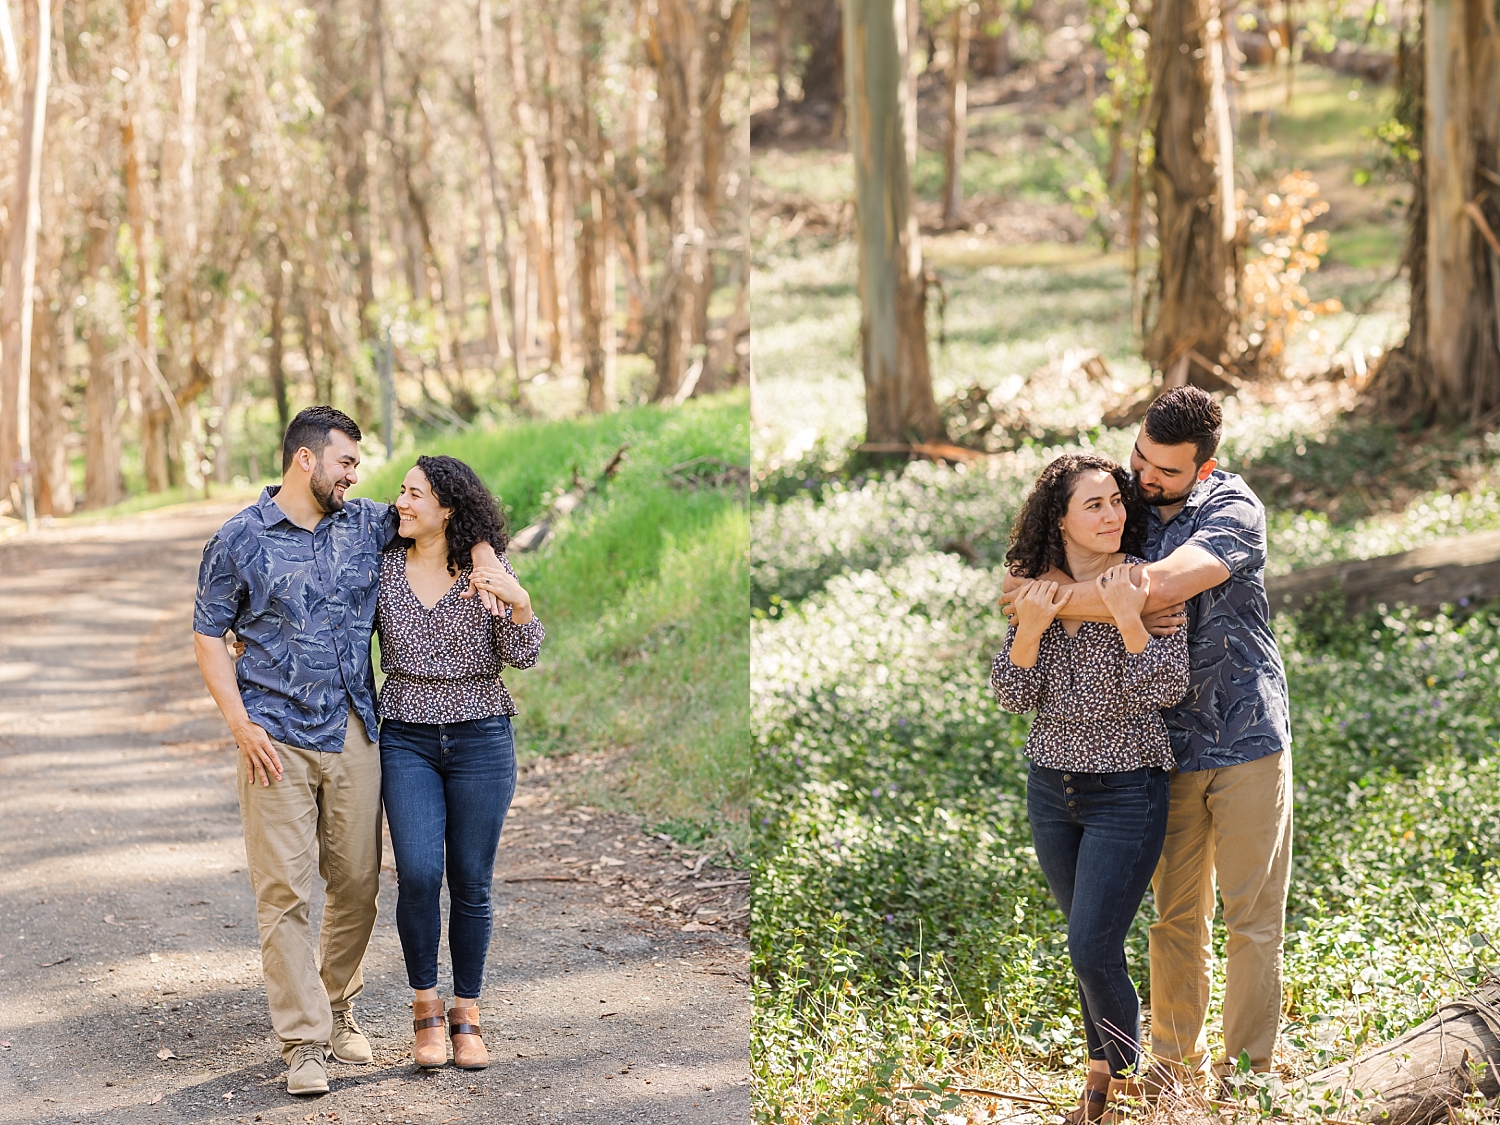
left=354, top=391, right=750, bottom=843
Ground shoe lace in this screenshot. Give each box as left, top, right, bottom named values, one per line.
left=292, top=1043, right=325, bottom=1067
left=333, top=1009, right=363, bottom=1034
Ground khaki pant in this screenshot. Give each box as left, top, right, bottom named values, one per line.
left=237, top=714, right=382, bottom=1062
left=1147, top=749, right=1293, bottom=1077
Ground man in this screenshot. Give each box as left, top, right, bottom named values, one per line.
left=1003, top=386, right=1292, bottom=1088
left=193, top=406, right=502, bottom=1095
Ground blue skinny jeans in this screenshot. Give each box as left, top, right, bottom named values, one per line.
left=380, top=715, right=516, bottom=999
left=1027, top=763, right=1170, bottom=1077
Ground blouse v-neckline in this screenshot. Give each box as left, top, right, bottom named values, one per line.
left=401, top=550, right=463, bottom=612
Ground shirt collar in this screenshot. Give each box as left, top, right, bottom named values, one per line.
left=257, top=484, right=347, bottom=530
left=1146, top=470, right=1218, bottom=528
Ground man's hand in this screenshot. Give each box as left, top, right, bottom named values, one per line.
left=1143, top=602, right=1188, bottom=637
left=230, top=717, right=284, bottom=787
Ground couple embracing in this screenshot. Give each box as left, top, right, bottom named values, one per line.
left=994, top=387, right=1292, bottom=1118
left=192, top=406, right=543, bottom=1094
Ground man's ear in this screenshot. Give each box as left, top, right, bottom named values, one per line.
left=293, top=446, right=316, bottom=473
left=1197, top=457, right=1218, bottom=482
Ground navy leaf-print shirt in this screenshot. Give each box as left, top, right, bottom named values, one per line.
left=1144, top=469, right=1291, bottom=772
left=193, top=487, right=397, bottom=754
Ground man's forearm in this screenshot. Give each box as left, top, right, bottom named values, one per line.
left=194, top=632, right=250, bottom=729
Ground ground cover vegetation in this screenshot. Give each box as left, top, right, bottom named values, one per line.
left=749, top=0, right=1500, bottom=1118
left=355, top=391, right=751, bottom=851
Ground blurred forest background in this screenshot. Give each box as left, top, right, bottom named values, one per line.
left=749, top=0, right=1500, bottom=1120
left=0, top=0, right=750, bottom=528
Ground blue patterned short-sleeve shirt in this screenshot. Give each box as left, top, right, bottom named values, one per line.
left=193, top=486, right=396, bottom=754
left=1144, top=469, right=1291, bottom=772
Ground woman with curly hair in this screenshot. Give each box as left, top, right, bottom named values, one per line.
left=992, top=453, right=1188, bottom=1120
left=376, top=454, right=544, bottom=1070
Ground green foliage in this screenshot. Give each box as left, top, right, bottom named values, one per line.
left=355, top=394, right=751, bottom=834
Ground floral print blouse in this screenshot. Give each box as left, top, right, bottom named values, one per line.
left=375, top=549, right=544, bottom=724
left=991, top=568, right=1190, bottom=772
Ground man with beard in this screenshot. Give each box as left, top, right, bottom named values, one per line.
left=1002, top=386, right=1291, bottom=1093
left=193, top=406, right=503, bottom=1095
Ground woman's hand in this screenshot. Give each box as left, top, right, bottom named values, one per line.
left=470, top=565, right=535, bottom=623
left=1013, top=580, right=1071, bottom=636
left=1097, top=563, right=1151, bottom=653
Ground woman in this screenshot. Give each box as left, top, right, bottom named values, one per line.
left=376, top=454, right=544, bottom=1070
left=992, top=453, right=1188, bottom=1121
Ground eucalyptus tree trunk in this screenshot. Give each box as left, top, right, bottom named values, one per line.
left=157, top=0, right=204, bottom=488
left=30, top=178, right=72, bottom=517
left=1374, top=1, right=1500, bottom=422
left=646, top=0, right=706, bottom=401
left=844, top=0, right=945, bottom=445
left=1418, top=0, right=1500, bottom=416
left=1143, top=0, right=1243, bottom=386
left=507, top=4, right=551, bottom=369
left=473, top=0, right=527, bottom=389
left=578, top=0, right=617, bottom=413
left=0, top=0, right=50, bottom=520
left=123, top=0, right=166, bottom=491
left=84, top=207, right=124, bottom=509
left=941, top=0, right=972, bottom=229
left=543, top=21, right=576, bottom=375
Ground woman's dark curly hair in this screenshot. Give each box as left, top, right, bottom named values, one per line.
left=388, top=454, right=509, bottom=574
left=1005, top=453, right=1145, bottom=579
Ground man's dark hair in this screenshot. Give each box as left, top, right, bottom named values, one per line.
left=282, top=406, right=362, bottom=473
left=1144, top=386, right=1223, bottom=465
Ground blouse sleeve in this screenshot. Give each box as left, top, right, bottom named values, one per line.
left=1119, top=625, right=1190, bottom=709
left=991, top=626, right=1045, bottom=713
left=491, top=555, right=545, bottom=669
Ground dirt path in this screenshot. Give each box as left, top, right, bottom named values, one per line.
left=0, top=501, right=749, bottom=1125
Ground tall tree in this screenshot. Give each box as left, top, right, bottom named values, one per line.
left=646, top=0, right=707, bottom=400
left=84, top=206, right=124, bottom=509
left=844, top=0, right=944, bottom=445
left=1416, top=0, right=1499, bottom=416
left=0, top=0, right=51, bottom=522
left=1374, top=1, right=1500, bottom=421
left=941, top=0, right=972, bottom=229
left=1142, top=0, right=1242, bottom=387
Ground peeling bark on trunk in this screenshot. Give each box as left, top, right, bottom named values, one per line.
left=1143, top=0, right=1243, bottom=385
left=1420, top=0, right=1500, bottom=415
left=1374, top=1, right=1500, bottom=422
left=844, top=0, right=945, bottom=445
left=0, top=0, right=50, bottom=519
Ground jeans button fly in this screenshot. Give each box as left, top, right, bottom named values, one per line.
left=1065, top=787, right=1075, bottom=794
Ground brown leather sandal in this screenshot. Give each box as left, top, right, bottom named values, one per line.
left=448, top=1004, right=488, bottom=1070
left=412, top=997, right=447, bottom=1068
left=1063, top=1070, right=1113, bottom=1124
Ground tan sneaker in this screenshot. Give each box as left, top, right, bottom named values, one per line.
left=329, top=1008, right=373, bottom=1064
left=286, top=1043, right=329, bottom=1096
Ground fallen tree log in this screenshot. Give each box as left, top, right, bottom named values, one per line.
left=1266, top=530, right=1500, bottom=616
left=1297, top=980, right=1500, bottom=1125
